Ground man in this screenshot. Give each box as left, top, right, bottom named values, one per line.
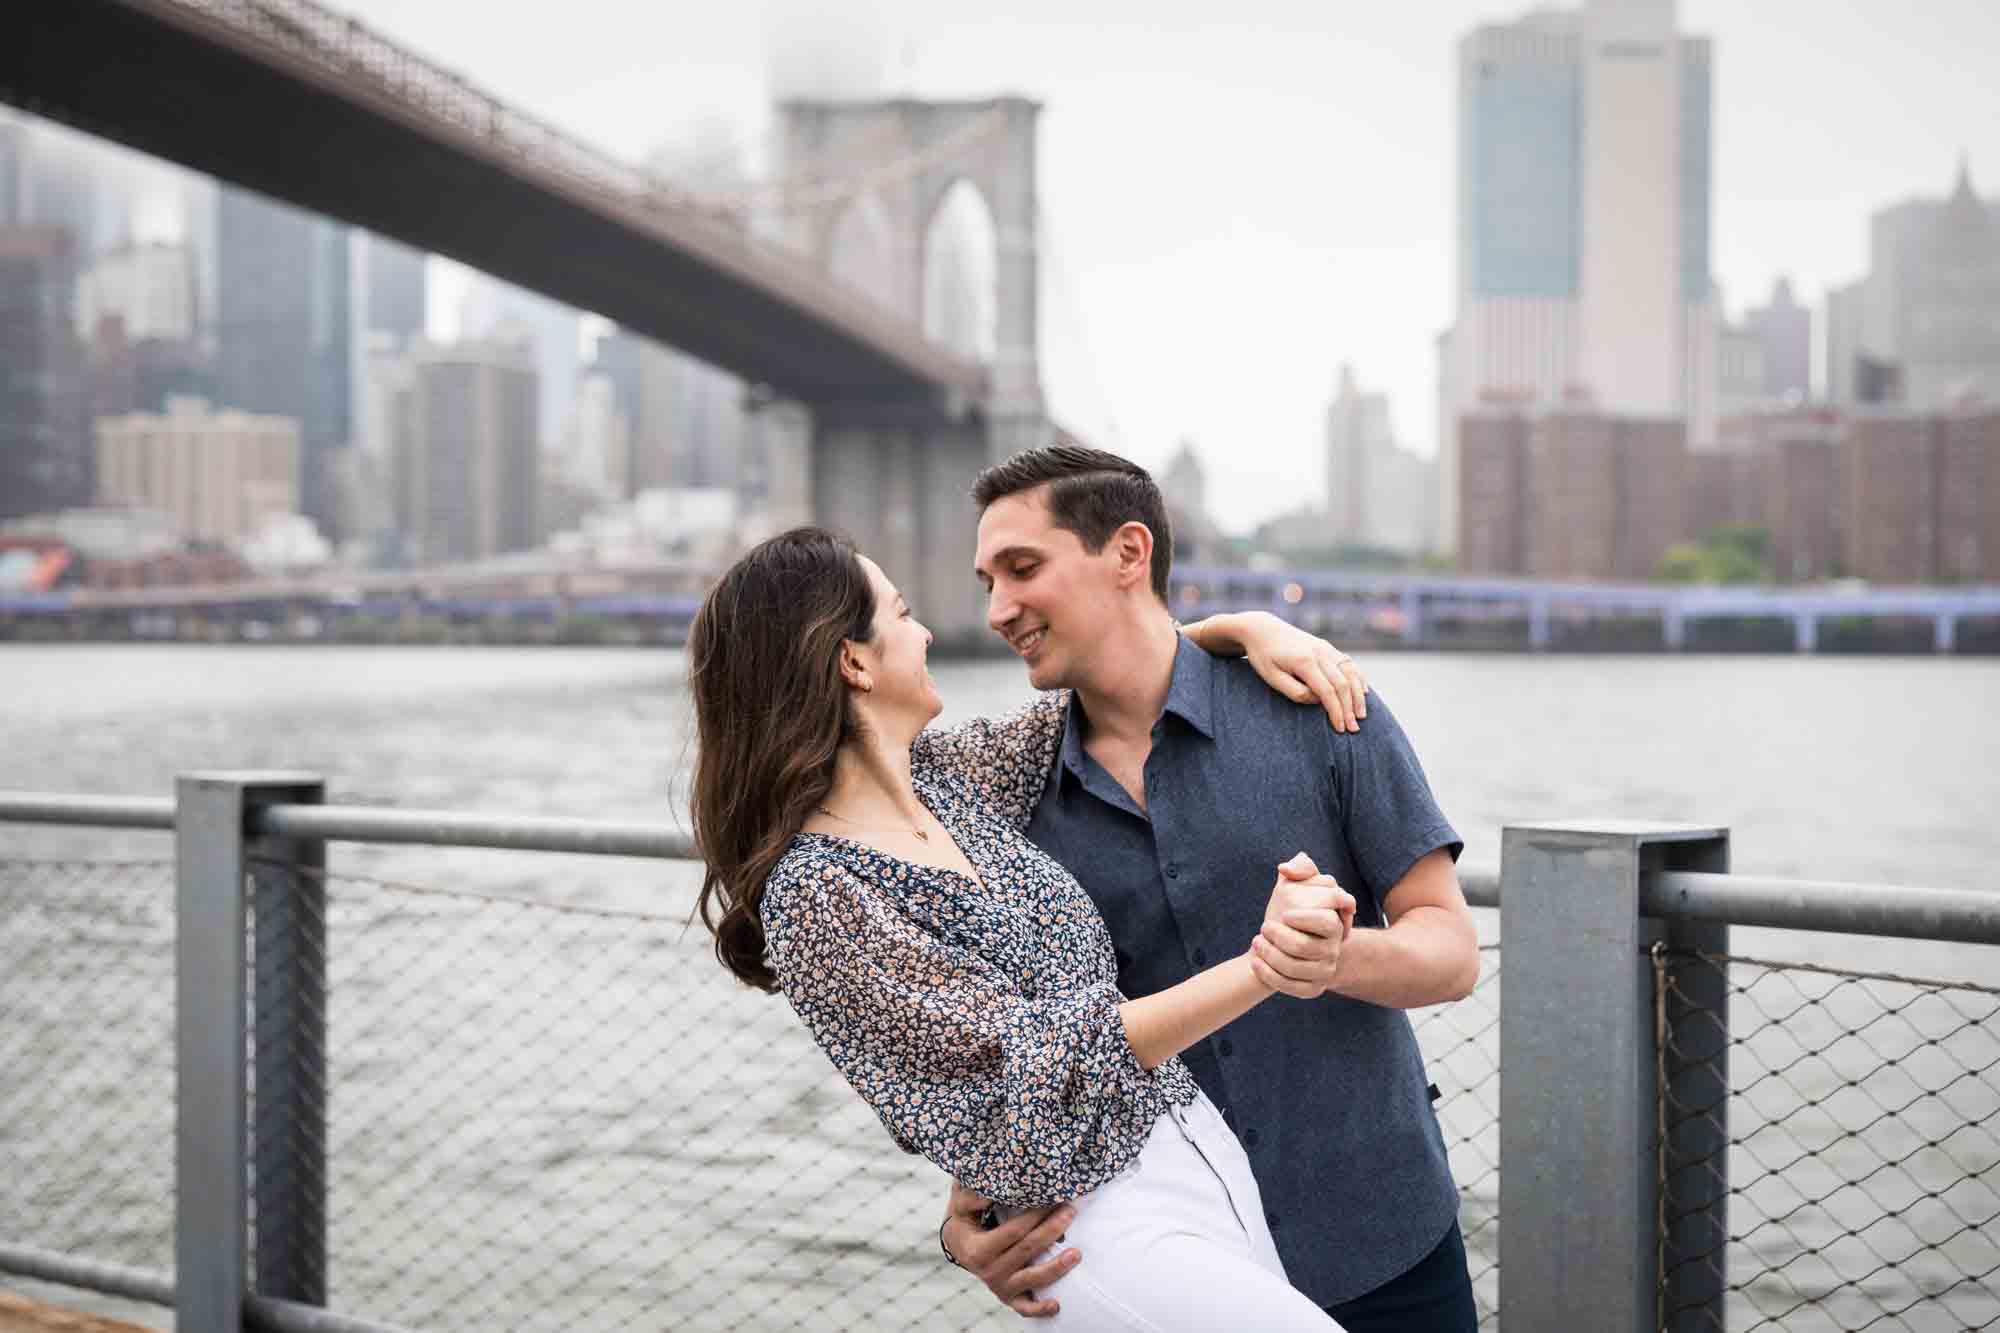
left=943, top=445, right=1479, bottom=1331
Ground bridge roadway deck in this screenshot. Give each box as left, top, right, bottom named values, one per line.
left=4, top=0, right=983, bottom=413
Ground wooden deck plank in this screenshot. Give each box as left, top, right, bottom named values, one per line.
left=0, top=1290, right=160, bottom=1333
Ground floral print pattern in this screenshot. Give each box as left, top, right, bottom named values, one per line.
left=760, top=693, right=1200, bottom=1206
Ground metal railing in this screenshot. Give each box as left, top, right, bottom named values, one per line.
left=4, top=791, right=1998, bottom=1331
left=1495, top=823, right=2000, bottom=1333
left=1655, top=948, right=2000, bottom=1330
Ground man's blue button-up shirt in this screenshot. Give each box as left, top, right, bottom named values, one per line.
left=1023, top=637, right=1465, bottom=1307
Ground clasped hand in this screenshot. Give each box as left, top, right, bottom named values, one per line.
left=1249, top=851, right=1355, bottom=998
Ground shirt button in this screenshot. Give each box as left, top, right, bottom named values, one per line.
left=1192, top=948, right=1208, bottom=967
left=1218, top=1039, right=1235, bottom=1057
left=1243, top=1128, right=1261, bottom=1148
left=1266, top=1210, right=1283, bottom=1230
left=1165, top=862, right=1180, bottom=879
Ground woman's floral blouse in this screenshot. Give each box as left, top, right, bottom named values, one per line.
left=760, top=692, right=1200, bottom=1206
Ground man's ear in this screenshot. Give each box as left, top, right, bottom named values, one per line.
left=1109, top=521, right=1155, bottom=592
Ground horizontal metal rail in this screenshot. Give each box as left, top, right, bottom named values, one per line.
left=245, top=1293, right=425, bottom=1333
left=0, top=791, right=694, bottom=858
left=0, top=1240, right=422, bottom=1333
left=252, top=803, right=698, bottom=859
left=0, top=1239, right=173, bottom=1308
left=1645, top=869, right=2000, bottom=946
left=1460, top=867, right=1500, bottom=909
left=0, top=792, right=175, bottom=829
left=6, top=793, right=1993, bottom=946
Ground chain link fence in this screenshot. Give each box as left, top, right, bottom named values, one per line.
left=1, top=852, right=1511, bottom=1331
left=1411, top=943, right=1501, bottom=1330
left=1656, top=947, right=2000, bottom=1331
left=0, top=859, right=177, bottom=1285
left=278, top=862, right=1001, bottom=1332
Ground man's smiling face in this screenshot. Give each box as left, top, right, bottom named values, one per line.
left=974, top=485, right=1120, bottom=691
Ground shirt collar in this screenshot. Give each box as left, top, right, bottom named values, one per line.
left=1162, top=634, right=1218, bottom=738
left=1057, top=634, right=1217, bottom=782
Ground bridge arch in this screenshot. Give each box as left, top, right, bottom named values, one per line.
left=921, top=178, right=998, bottom=365
left=778, top=97, right=1044, bottom=419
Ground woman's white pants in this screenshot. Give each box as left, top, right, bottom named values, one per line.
left=1009, top=1091, right=1343, bottom=1332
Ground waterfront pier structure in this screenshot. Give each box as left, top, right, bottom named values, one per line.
left=2, top=782, right=1997, bottom=1329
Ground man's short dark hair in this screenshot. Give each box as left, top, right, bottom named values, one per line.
left=972, top=442, right=1173, bottom=601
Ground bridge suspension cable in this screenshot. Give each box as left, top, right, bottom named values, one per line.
left=704, top=106, right=1014, bottom=217
left=170, top=0, right=1010, bottom=229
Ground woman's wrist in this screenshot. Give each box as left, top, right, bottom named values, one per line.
left=1181, top=612, right=1246, bottom=656
left=1238, top=947, right=1281, bottom=996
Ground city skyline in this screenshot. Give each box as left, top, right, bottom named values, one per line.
left=319, top=0, right=2000, bottom=530
left=5, top=1, right=1998, bottom=544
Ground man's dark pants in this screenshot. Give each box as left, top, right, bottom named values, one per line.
left=1323, top=1220, right=1478, bottom=1333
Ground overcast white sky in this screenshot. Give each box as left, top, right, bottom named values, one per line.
left=332, top=0, right=2000, bottom=530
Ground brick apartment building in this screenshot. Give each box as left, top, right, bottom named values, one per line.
left=1456, top=403, right=2000, bottom=583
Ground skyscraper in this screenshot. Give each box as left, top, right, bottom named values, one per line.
left=593, top=327, right=748, bottom=500
left=1326, top=363, right=1394, bottom=544
left=1442, top=0, right=1713, bottom=554
left=458, top=274, right=577, bottom=453
left=76, top=241, right=195, bottom=342
left=392, top=339, right=539, bottom=563
left=362, top=233, right=427, bottom=345
left=15, top=122, right=101, bottom=261
left=1744, top=277, right=1811, bottom=402
left=0, top=226, right=88, bottom=520
left=1326, top=364, right=1440, bottom=554
left=1826, top=160, right=2000, bottom=410
left=214, top=186, right=350, bottom=531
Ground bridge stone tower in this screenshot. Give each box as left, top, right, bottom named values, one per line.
left=769, top=96, right=1049, bottom=647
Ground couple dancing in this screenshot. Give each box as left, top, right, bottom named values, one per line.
left=690, top=446, right=1478, bottom=1331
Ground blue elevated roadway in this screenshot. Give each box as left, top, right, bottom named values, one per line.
left=9, top=565, right=2000, bottom=652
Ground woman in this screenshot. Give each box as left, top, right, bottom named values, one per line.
left=690, top=527, right=1351, bottom=1331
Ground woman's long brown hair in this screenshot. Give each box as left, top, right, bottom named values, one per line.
left=688, top=527, right=875, bottom=991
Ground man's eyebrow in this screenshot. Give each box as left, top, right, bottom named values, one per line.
left=979, top=544, right=1042, bottom=569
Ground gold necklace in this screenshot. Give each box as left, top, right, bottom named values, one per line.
left=816, top=806, right=931, bottom=842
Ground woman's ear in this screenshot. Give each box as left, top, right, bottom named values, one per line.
left=837, top=641, right=873, bottom=694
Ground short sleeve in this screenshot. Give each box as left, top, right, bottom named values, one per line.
left=911, top=690, right=1068, bottom=829
left=1328, top=691, right=1463, bottom=922
left=760, top=858, right=1171, bottom=1206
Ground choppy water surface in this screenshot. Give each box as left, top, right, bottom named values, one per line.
left=2, top=645, right=1995, bottom=1329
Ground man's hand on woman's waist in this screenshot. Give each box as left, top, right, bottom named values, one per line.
left=941, top=1180, right=1079, bottom=1319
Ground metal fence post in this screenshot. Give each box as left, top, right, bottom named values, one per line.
left=177, top=772, right=326, bottom=1330
left=1497, top=821, right=1730, bottom=1332
left=251, top=775, right=328, bottom=1308
left=1654, top=834, right=1730, bottom=1332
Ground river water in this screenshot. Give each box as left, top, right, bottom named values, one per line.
left=1, top=645, right=1995, bottom=1330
